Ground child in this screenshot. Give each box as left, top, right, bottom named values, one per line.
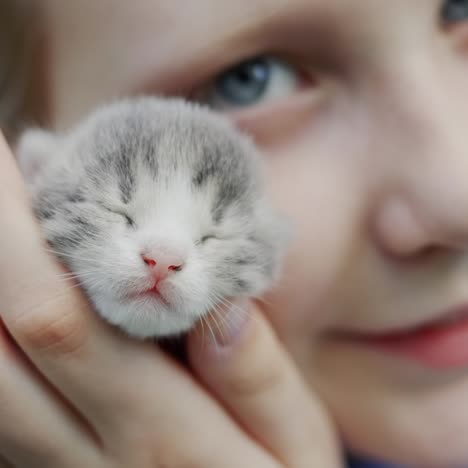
left=1, top=1, right=468, bottom=466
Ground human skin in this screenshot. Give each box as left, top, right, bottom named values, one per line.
left=0, top=130, right=339, bottom=467
left=2, top=0, right=468, bottom=466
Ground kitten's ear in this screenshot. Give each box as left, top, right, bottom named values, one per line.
left=15, top=129, right=60, bottom=184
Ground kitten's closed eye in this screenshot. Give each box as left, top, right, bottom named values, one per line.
left=103, top=205, right=135, bottom=227
left=200, top=234, right=217, bottom=243
left=123, top=214, right=135, bottom=227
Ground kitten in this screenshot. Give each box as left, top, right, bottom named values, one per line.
left=17, top=97, right=288, bottom=338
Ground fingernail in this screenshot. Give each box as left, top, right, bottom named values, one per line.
left=206, top=299, right=251, bottom=347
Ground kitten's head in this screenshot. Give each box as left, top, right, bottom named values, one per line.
left=18, top=98, right=289, bottom=338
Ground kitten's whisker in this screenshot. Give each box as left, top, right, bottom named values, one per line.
left=209, top=303, right=232, bottom=331
left=54, top=270, right=103, bottom=280
left=43, top=248, right=130, bottom=269
left=204, top=314, right=219, bottom=350
left=219, top=296, right=259, bottom=323
left=207, top=294, right=258, bottom=331
left=195, top=314, right=210, bottom=356
left=27, top=271, right=100, bottom=290
left=211, top=315, right=227, bottom=345
left=199, top=312, right=206, bottom=344
left=217, top=302, right=250, bottom=331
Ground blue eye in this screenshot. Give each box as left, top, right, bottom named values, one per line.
left=442, top=0, right=468, bottom=23
left=198, top=56, right=301, bottom=111
left=216, top=58, right=270, bottom=105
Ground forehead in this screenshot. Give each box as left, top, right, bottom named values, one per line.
left=44, top=0, right=432, bottom=128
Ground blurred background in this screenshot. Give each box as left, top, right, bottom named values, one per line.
left=0, top=0, right=43, bottom=142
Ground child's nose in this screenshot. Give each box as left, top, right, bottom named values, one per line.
left=370, top=66, right=468, bottom=258
left=372, top=143, right=468, bottom=258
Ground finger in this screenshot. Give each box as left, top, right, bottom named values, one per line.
left=0, top=132, right=161, bottom=428
left=0, top=133, right=161, bottom=433
left=0, top=320, right=101, bottom=468
left=187, top=301, right=343, bottom=468
left=0, top=133, right=282, bottom=467
left=98, top=350, right=284, bottom=467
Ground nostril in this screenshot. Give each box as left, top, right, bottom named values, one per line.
left=168, top=264, right=183, bottom=272
left=142, top=255, right=157, bottom=267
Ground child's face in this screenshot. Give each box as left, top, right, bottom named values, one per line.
left=44, top=0, right=468, bottom=464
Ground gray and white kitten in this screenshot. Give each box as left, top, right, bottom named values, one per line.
left=17, top=97, right=288, bottom=339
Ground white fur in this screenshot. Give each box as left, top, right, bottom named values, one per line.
left=18, top=97, right=289, bottom=338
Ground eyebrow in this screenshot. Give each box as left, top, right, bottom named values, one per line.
left=132, top=0, right=318, bottom=96
left=145, top=0, right=385, bottom=99
left=217, top=0, right=290, bottom=44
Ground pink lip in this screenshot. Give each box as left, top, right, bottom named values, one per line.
left=340, top=305, right=468, bottom=370
left=142, top=286, right=170, bottom=305
left=127, top=283, right=171, bottom=306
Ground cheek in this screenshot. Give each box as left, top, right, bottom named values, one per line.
left=259, top=131, right=368, bottom=351
left=81, top=231, right=143, bottom=278
left=190, top=245, right=244, bottom=293
left=167, top=255, right=214, bottom=307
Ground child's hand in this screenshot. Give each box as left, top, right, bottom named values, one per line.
left=0, top=132, right=342, bottom=467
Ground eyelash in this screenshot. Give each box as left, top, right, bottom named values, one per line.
left=201, top=234, right=216, bottom=242
left=123, top=214, right=135, bottom=227
left=103, top=206, right=135, bottom=227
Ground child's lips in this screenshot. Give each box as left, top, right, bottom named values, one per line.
left=336, top=305, right=468, bottom=370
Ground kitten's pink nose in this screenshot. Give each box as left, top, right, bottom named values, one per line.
left=142, top=253, right=184, bottom=283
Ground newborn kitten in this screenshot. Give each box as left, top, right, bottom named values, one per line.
left=17, top=97, right=288, bottom=339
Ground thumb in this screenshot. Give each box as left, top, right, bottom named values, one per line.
left=187, top=300, right=343, bottom=468
left=0, top=132, right=29, bottom=203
